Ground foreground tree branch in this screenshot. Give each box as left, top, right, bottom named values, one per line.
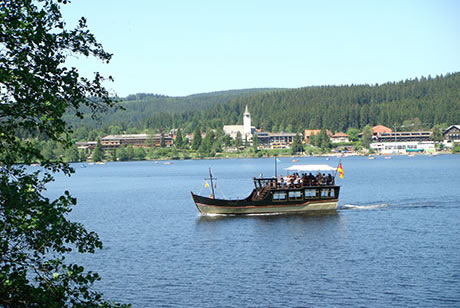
left=0, top=0, right=128, bottom=306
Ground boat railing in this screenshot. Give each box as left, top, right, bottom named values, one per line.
left=253, top=178, right=278, bottom=189
left=253, top=176, right=336, bottom=189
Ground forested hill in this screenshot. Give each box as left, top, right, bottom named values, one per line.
left=71, top=73, right=459, bottom=134
left=142, top=73, right=460, bottom=133
left=65, top=88, right=279, bottom=128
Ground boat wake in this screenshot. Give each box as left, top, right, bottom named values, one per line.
left=341, top=203, right=390, bottom=210
left=341, top=199, right=459, bottom=211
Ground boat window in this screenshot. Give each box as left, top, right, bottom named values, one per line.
left=273, top=191, right=287, bottom=201
left=304, top=189, right=317, bottom=198
left=321, top=188, right=334, bottom=198
left=288, top=191, right=303, bottom=200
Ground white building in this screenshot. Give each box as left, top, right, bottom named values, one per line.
left=223, top=105, right=256, bottom=141
left=370, top=141, right=435, bottom=154
left=331, top=132, right=349, bottom=144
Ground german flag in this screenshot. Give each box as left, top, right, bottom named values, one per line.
left=337, top=163, right=344, bottom=179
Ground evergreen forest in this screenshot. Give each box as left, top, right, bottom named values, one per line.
left=70, top=73, right=460, bottom=137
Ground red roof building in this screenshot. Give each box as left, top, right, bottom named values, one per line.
left=304, top=129, right=333, bottom=143
left=331, top=132, right=349, bottom=143
left=372, top=125, right=392, bottom=134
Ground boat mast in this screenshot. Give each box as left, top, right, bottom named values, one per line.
left=208, top=168, right=215, bottom=198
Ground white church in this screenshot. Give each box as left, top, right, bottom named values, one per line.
left=223, top=105, right=256, bottom=141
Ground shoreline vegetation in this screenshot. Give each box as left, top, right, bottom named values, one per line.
left=79, top=153, right=455, bottom=165
left=72, top=147, right=456, bottom=164
left=27, top=123, right=460, bottom=164
left=23, top=129, right=460, bottom=164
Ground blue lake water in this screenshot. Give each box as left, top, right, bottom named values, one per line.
left=47, top=155, right=460, bottom=307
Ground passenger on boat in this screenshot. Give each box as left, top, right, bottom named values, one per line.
left=301, top=173, right=307, bottom=186
left=316, top=172, right=322, bottom=185
left=286, top=174, right=294, bottom=187
left=307, top=173, right=314, bottom=186
left=278, top=175, right=284, bottom=187
left=327, top=174, right=334, bottom=185
left=284, top=175, right=290, bottom=187
left=296, top=173, right=302, bottom=187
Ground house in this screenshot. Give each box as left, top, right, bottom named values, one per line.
left=368, top=124, right=435, bottom=154
left=370, top=141, right=435, bottom=154
left=443, top=125, right=460, bottom=142
left=372, top=125, right=393, bottom=135
left=365, top=124, right=432, bottom=143
left=358, top=125, right=392, bottom=139
left=185, top=132, right=207, bottom=143
left=331, top=132, right=349, bottom=143
left=100, top=134, right=173, bottom=149
left=76, top=141, right=97, bottom=150
left=256, top=132, right=297, bottom=148
left=185, top=133, right=194, bottom=142
left=304, top=129, right=333, bottom=143
left=373, top=131, right=432, bottom=143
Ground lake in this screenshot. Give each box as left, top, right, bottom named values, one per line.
left=47, top=155, right=460, bottom=307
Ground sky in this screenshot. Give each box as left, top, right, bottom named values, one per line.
left=61, top=0, right=460, bottom=97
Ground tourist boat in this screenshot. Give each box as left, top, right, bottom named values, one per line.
left=191, top=164, right=341, bottom=215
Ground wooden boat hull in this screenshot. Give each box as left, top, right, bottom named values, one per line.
left=191, top=191, right=338, bottom=215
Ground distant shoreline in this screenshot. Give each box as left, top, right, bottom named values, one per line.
left=80, top=150, right=454, bottom=164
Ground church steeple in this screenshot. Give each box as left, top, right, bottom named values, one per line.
left=243, top=105, right=251, bottom=139
left=244, top=104, right=250, bottom=115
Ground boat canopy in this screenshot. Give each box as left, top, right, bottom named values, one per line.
left=285, top=164, right=337, bottom=172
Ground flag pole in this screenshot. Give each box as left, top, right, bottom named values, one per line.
left=334, top=159, right=341, bottom=178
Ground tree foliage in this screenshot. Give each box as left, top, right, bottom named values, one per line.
left=160, top=132, right=166, bottom=148
left=235, top=131, right=243, bottom=148
left=346, top=128, right=360, bottom=142
left=291, top=133, right=303, bottom=154
left=191, top=126, right=202, bottom=150
left=175, top=128, right=184, bottom=149
left=0, top=0, right=126, bottom=306
left=361, top=125, right=374, bottom=148
left=91, top=139, right=104, bottom=162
